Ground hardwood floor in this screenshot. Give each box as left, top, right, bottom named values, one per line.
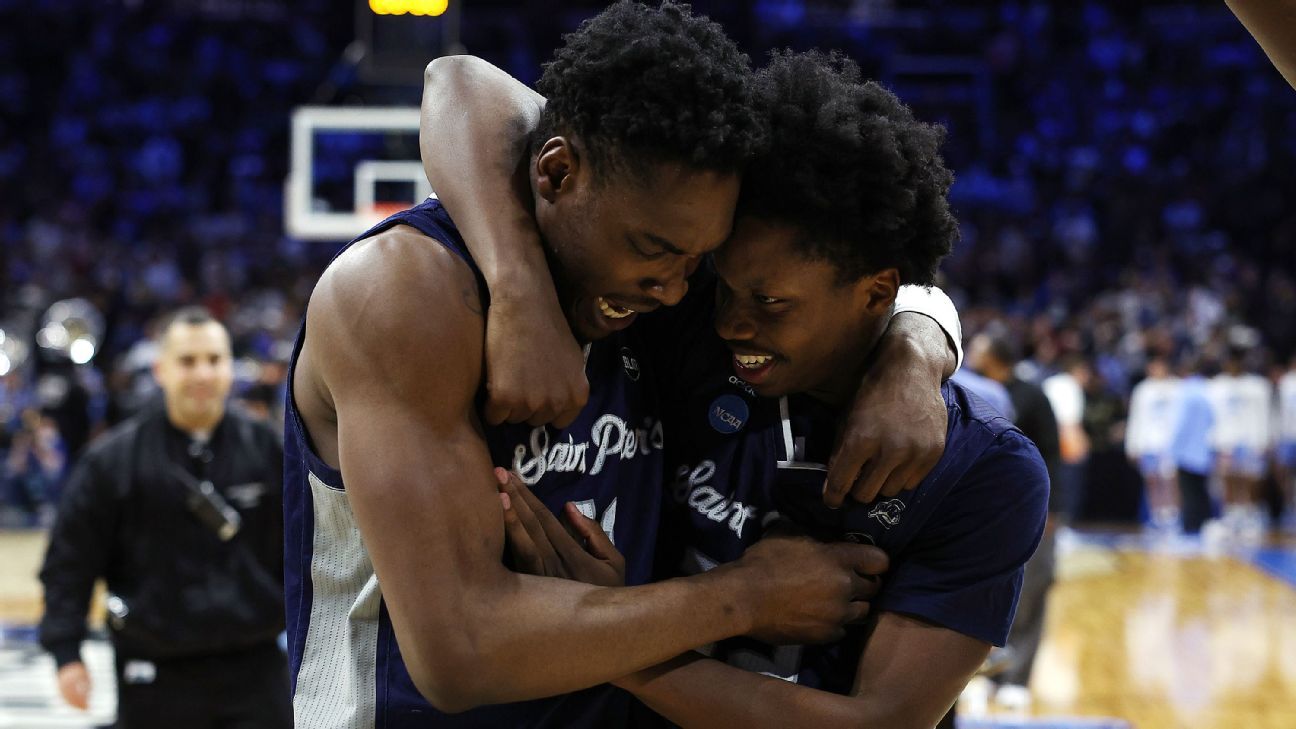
left=1, top=528, right=1293, bottom=728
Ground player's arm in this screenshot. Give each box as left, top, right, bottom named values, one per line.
left=1227, top=0, right=1296, bottom=89
left=617, top=614, right=987, bottom=729
left=421, top=55, right=586, bottom=427
left=824, top=287, right=962, bottom=509
left=305, top=228, right=880, bottom=712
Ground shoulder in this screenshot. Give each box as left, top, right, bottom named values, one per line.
left=80, top=412, right=149, bottom=464
left=307, top=224, right=486, bottom=391
left=942, top=387, right=1049, bottom=510
left=945, top=381, right=1015, bottom=439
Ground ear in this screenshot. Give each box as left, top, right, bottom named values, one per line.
left=534, top=136, right=581, bottom=204
left=853, top=268, right=900, bottom=315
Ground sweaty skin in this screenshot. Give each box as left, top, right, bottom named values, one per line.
left=420, top=56, right=958, bottom=506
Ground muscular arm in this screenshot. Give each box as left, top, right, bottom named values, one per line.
left=618, top=613, right=987, bottom=729
left=1227, top=0, right=1296, bottom=89
left=421, top=56, right=586, bottom=426
left=301, top=229, right=873, bottom=711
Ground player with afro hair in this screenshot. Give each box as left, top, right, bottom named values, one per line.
left=740, top=49, right=956, bottom=286
left=534, top=0, right=766, bottom=182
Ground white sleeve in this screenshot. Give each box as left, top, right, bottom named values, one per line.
left=1043, top=375, right=1085, bottom=426
left=893, top=285, right=964, bottom=370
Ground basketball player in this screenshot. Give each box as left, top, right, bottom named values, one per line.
left=1125, top=357, right=1183, bottom=529
left=287, top=4, right=899, bottom=726
left=1207, top=348, right=1274, bottom=542
left=489, top=52, right=1049, bottom=728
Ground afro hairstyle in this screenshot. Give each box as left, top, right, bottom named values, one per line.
left=740, top=50, right=957, bottom=286
left=534, top=1, right=765, bottom=183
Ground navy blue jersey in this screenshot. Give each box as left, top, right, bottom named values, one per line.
left=284, top=199, right=661, bottom=728
left=645, top=281, right=1049, bottom=697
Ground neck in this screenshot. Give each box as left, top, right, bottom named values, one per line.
left=805, top=317, right=890, bottom=409
left=166, top=405, right=223, bottom=440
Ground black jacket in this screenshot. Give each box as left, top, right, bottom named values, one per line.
left=38, top=401, right=285, bottom=666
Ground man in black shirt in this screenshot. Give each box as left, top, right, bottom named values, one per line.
left=38, top=307, right=289, bottom=728
left=967, top=331, right=1062, bottom=707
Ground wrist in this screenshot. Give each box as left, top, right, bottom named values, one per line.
left=48, top=641, right=82, bottom=669
left=704, top=562, right=759, bottom=637
left=478, top=230, right=549, bottom=289
left=881, top=312, right=953, bottom=382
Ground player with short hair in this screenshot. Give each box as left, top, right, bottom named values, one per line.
left=40, top=307, right=290, bottom=728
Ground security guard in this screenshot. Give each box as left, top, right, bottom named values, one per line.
left=38, top=307, right=289, bottom=728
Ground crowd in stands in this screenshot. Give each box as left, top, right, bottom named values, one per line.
left=1, top=0, right=1293, bottom=529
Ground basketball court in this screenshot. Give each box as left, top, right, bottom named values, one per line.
left=4, top=528, right=1293, bottom=729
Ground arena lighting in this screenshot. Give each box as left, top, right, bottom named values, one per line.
left=369, top=0, right=448, bottom=16
left=69, top=338, right=95, bottom=365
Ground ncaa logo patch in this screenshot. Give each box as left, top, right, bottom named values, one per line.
left=620, top=347, right=640, bottom=381
left=708, top=394, right=748, bottom=434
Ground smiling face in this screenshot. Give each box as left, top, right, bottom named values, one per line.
left=532, top=137, right=741, bottom=342
left=712, top=216, right=899, bottom=404
left=152, top=319, right=233, bottom=433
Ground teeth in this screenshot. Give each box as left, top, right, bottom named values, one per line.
left=734, top=354, right=773, bottom=369
left=598, top=297, right=635, bottom=319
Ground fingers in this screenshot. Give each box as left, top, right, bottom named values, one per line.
left=876, top=456, right=934, bottom=499
left=850, top=451, right=907, bottom=505
left=495, top=468, right=559, bottom=574
left=482, top=395, right=512, bottom=427
left=824, top=434, right=876, bottom=509
left=852, top=573, right=882, bottom=602
left=836, top=542, right=890, bottom=578
left=487, top=388, right=589, bottom=428
left=564, top=502, right=619, bottom=562
left=57, top=664, right=90, bottom=710
left=845, top=600, right=873, bottom=625
left=552, top=381, right=590, bottom=429
left=510, top=470, right=590, bottom=567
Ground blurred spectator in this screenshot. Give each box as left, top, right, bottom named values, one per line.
left=967, top=330, right=1062, bottom=710
left=1125, top=357, right=1182, bottom=528
left=1, top=407, right=65, bottom=526
left=1206, top=347, right=1274, bottom=544
left=1043, top=357, right=1090, bottom=521
left=950, top=366, right=1016, bottom=421
left=1278, top=357, right=1296, bottom=526
left=1169, top=357, right=1216, bottom=534
left=38, top=308, right=289, bottom=726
